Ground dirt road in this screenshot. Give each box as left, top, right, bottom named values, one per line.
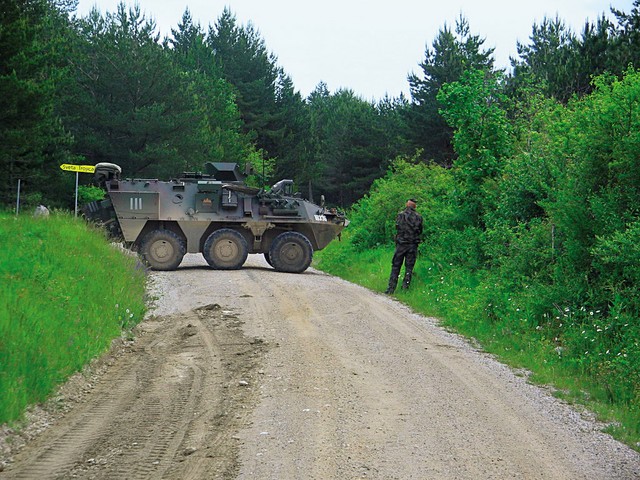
left=2, top=253, right=640, bottom=479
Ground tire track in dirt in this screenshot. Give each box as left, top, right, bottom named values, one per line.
left=3, top=254, right=639, bottom=479
left=2, top=305, right=268, bottom=480
left=224, top=259, right=640, bottom=479
left=239, top=270, right=348, bottom=479
left=5, top=365, right=141, bottom=479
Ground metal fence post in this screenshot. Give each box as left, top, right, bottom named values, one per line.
left=16, top=179, right=21, bottom=216
left=75, top=171, right=79, bottom=217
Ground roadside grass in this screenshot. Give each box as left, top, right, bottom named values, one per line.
left=314, top=236, right=640, bottom=450
left=0, top=211, right=147, bottom=424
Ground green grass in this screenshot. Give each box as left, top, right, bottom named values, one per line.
left=314, top=234, right=640, bottom=451
left=0, top=211, right=147, bottom=424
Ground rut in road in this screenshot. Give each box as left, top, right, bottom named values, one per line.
left=2, top=305, right=268, bottom=480
left=214, top=258, right=640, bottom=480
left=3, top=254, right=640, bottom=480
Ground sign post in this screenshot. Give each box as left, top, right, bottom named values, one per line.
left=59, top=164, right=96, bottom=217
left=16, top=179, right=21, bottom=216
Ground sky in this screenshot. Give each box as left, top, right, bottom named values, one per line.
left=74, top=0, right=636, bottom=101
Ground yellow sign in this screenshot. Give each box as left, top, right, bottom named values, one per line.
left=60, top=164, right=96, bottom=173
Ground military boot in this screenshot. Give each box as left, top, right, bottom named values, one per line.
left=385, top=276, right=398, bottom=294
left=401, top=272, right=412, bottom=290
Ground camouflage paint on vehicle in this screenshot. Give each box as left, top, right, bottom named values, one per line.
left=84, top=162, right=348, bottom=273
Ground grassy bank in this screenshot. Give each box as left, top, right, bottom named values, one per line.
left=0, top=211, right=147, bottom=424
left=314, top=234, right=640, bottom=450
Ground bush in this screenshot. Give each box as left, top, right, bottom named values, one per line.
left=77, top=185, right=106, bottom=204
left=349, top=156, right=457, bottom=251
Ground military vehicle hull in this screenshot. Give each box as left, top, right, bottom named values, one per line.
left=84, top=163, right=347, bottom=273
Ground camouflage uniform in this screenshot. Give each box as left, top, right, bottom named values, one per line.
left=385, top=202, right=423, bottom=294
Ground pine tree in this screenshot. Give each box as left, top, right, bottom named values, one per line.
left=611, top=0, right=640, bottom=70
left=63, top=4, right=202, bottom=177
left=307, top=87, right=395, bottom=206
left=406, top=15, right=494, bottom=166
left=0, top=0, right=74, bottom=207
left=207, top=9, right=283, bottom=158
left=169, top=9, right=252, bottom=167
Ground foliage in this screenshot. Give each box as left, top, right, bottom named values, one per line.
left=348, top=155, right=456, bottom=251
left=406, top=15, right=495, bottom=165
left=510, top=3, right=640, bottom=103
left=0, top=212, right=146, bottom=424
left=77, top=184, right=105, bottom=204
left=0, top=0, right=76, bottom=208
left=611, top=0, right=640, bottom=72
left=63, top=4, right=212, bottom=178
left=306, top=87, right=401, bottom=206
left=244, top=149, right=275, bottom=188
left=511, top=16, right=593, bottom=101
left=207, top=8, right=288, bottom=174
left=169, top=9, right=254, bottom=168
left=438, top=69, right=512, bottom=227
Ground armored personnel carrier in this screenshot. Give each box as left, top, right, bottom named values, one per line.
left=84, top=162, right=348, bottom=273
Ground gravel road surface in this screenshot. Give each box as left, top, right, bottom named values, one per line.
left=2, top=253, right=639, bottom=479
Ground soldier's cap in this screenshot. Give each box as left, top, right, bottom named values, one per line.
left=408, top=198, right=417, bottom=204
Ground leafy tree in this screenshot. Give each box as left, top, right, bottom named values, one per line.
left=347, top=156, right=457, bottom=252
left=546, top=69, right=640, bottom=276
left=438, top=69, right=512, bottom=228
left=492, top=93, right=561, bottom=227
left=406, top=15, right=495, bottom=166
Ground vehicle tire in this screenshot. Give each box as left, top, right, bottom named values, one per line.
left=140, top=229, right=186, bottom=271
left=269, top=231, right=313, bottom=273
left=203, top=228, right=249, bottom=270
left=263, top=251, right=273, bottom=267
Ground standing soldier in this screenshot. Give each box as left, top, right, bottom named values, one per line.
left=385, top=198, right=423, bottom=294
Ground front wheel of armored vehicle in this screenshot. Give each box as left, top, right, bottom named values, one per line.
left=203, top=228, right=249, bottom=270
left=269, top=231, right=313, bottom=273
left=140, top=229, right=186, bottom=271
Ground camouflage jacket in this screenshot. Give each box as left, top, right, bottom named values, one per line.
left=395, top=207, right=423, bottom=245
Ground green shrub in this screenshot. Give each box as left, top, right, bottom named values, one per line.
left=592, top=221, right=640, bottom=310
left=77, top=185, right=106, bottom=204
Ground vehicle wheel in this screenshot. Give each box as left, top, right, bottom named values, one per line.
left=140, top=229, right=186, bottom=271
left=269, top=231, right=313, bottom=273
left=263, top=251, right=273, bottom=267
left=203, top=229, right=248, bottom=270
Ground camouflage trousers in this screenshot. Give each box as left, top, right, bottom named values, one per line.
left=385, top=243, right=418, bottom=294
